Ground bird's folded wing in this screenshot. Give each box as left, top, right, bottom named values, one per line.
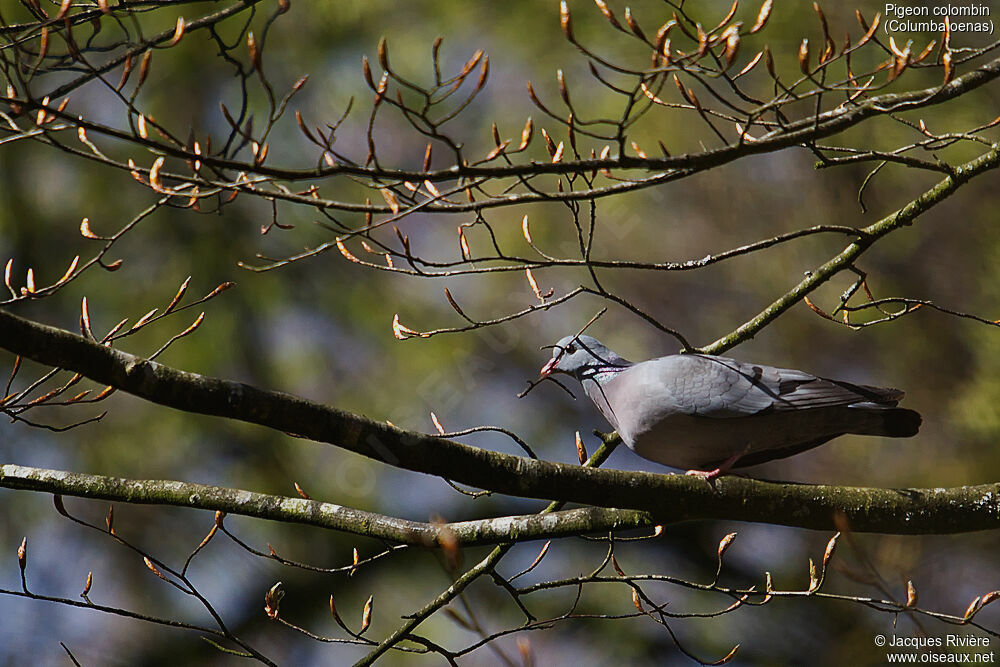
left=637, top=354, right=902, bottom=419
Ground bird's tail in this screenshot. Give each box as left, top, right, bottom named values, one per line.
left=882, top=407, right=922, bottom=437
left=856, top=406, right=922, bottom=437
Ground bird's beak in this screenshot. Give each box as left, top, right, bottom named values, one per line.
left=539, top=358, right=558, bottom=378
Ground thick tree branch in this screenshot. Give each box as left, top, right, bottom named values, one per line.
left=1, top=308, right=999, bottom=535
left=0, top=463, right=652, bottom=546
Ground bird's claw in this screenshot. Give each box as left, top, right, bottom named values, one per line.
left=684, top=452, right=742, bottom=482
left=685, top=468, right=722, bottom=482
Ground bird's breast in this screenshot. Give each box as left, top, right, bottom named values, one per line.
left=626, top=413, right=746, bottom=469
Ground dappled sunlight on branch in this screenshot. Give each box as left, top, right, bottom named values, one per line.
left=1, top=0, right=1000, bottom=663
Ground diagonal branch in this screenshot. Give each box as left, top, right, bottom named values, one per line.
left=355, top=438, right=618, bottom=666
left=701, top=142, right=1000, bottom=354
left=34, top=0, right=267, bottom=103
left=12, top=52, right=1000, bottom=194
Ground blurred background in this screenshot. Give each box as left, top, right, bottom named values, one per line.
left=1, top=0, right=998, bottom=664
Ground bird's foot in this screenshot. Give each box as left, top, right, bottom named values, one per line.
left=685, top=467, right=723, bottom=481
left=684, top=452, right=742, bottom=482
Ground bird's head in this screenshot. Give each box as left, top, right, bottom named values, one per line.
left=540, top=334, right=623, bottom=378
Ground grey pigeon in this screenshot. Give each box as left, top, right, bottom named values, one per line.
left=540, top=335, right=921, bottom=478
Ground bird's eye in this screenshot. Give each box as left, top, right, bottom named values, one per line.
left=566, top=344, right=576, bottom=354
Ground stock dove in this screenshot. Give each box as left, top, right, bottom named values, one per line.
left=540, top=335, right=921, bottom=479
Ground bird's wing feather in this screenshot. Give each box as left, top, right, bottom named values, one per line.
left=620, top=354, right=902, bottom=420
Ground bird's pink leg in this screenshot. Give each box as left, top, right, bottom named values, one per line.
left=685, top=452, right=742, bottom=481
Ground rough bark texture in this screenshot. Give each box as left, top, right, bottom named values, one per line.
left=2, top=307, right=998, bottom=536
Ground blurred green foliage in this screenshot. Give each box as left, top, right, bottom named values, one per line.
left=1, top=0, right=999, bottom=664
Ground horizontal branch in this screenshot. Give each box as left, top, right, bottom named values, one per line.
left=0, top=463, right=652, bottom=546
left=276, top=224, right=864, bottom=277
left=1, top=309, right=999, bottom=534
